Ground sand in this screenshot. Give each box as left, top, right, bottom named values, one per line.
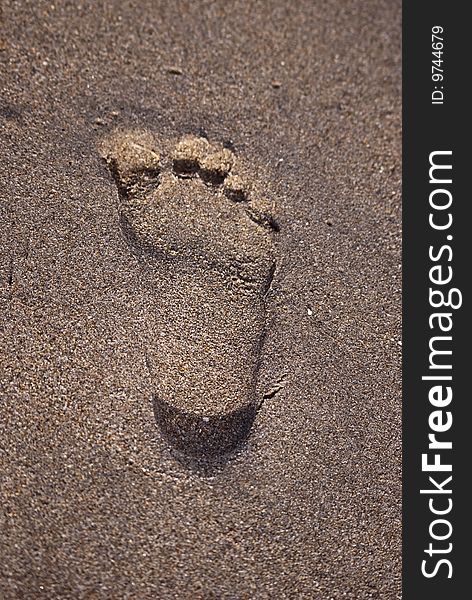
left=0, top=1, right=401, bottom=598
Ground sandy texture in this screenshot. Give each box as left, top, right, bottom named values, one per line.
left=0, top=1, right=401, bottom=598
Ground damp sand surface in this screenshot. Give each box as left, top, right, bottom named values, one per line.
left=0, top=1, right=401, bottom=598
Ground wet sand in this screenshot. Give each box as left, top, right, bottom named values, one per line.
left=1, top=1, right=401, bottom=598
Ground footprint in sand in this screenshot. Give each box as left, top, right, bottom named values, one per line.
left=100, top=130, right=279, bottom=456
